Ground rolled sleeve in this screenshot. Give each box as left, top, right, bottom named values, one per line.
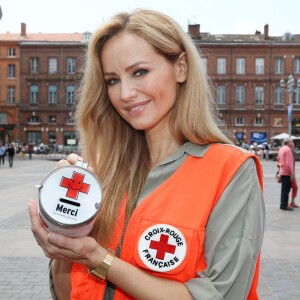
left=185, top=158, right=265, bottom=299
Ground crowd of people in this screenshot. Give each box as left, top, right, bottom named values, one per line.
left=0, top=140, right=35, bottom=167
left=236, top=141, right=270, bottom=161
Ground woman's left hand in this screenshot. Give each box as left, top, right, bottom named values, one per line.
left=28, top=200, right=105, bottom=268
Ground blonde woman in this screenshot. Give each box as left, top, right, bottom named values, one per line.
left=29, top=9, right=265, bottom=300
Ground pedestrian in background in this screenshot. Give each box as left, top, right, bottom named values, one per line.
left=264, top=142, right=270, bottom=160
left=256, top=144, right=264, bottom=161
left=0, top=141, right=6, bottom=166
left=277, top=138, right=295, bottom=211
left=28, top=8, right=265, bottom=300
left=28, top=141, right=34, bottom=159
left=6, top=143, right=15, bottom=167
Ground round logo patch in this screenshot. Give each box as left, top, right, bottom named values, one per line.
left=138, top=224, right=187, bottom=272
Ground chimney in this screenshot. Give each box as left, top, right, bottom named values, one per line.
left=21, top=23, right=26, bottom=37
left=264, top=24, right=269, bottom=40
left=188, top=24, right=200, bottom=39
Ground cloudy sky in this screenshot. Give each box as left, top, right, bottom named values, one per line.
left=0, top=0, right=299, bottom=36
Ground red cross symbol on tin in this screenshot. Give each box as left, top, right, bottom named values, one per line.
left=149, top=234, right=176, bottom=260
left=60, top=171, right=90, bottom=200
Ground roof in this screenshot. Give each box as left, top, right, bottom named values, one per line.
left=0, top=33, right=85, bottom=42
left=192, top=33, right=300, bottom=44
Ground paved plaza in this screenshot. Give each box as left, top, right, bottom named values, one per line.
left=0, top=155, right=299, bottom=299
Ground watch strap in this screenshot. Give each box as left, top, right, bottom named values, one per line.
left=88, top=249, right=115, bottom=280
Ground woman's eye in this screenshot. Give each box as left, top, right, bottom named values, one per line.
left=134, top=69, right=148, bottom=77
left=106, top=78, right=120, bottom=86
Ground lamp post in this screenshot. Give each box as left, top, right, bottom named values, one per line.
left=280, top=74, right=300, bottom=137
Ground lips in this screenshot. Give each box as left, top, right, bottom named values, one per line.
left=125, top=100, right=150, bottom=116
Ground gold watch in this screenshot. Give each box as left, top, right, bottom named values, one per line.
left=88, top=249, right=115, bottom=280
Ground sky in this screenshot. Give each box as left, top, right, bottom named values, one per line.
left=0, top=0, right=299, bottom=36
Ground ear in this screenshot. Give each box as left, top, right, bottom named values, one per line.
left=175, top=52, right=187, bottom=83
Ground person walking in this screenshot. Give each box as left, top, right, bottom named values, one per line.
left=6, top=143, right=15, bottom=167
left=28, top=141, right=34, bottom=159
left=28, top=9, right=265, bottom=300
left=0, top=141, right=6, bottom=166
left=277, top=138, right=295, bottom=211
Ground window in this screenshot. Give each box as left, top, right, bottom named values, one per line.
left=0, top=113, right=8, bottom=124
left=48, top=131, right=56, bottom=144
left=275, top=58, right=284, bottom=74
left=7, top=86, right=15, bottom=104
left=294, top=58, right=300, bottom=74
left=202, top=58, right=208, bottom=73
left=66, top=85, right=76, bottom=104
left=63, top=131, right=76, bottom=146
left=48, top=85, right=57, bottom=104
left=295, top=90, right=300, bottom=104
left=67, top=58, right=76, bottom=74
left=216, top=86, right=226, bottom=105
left=7, top=48, right=16, bottom=57
left=8, top=64, right=16, bottom=78
left=236, top=58, right=245, bottom=74
left=217, top=58, right=226, bottom=74
left=236, top=117, right=244, bottom=125
left=49, top=58, right=57, bottom=74
left=67, top=115, right=75, bottom=124
left=30, top=85, right=39, bottom=104
left=48, top=116, right=56, bottom=124
left=255, top=58, right=264, bottom=74
left=235, top=86, right=245, bottom=104
left=274, top=87, right=283, bottom=104
left=30, top=58, right=39, bottom=74
left=27, top=131, right=42, bottom=145
left=254, top=117, right=263, bottom=125
left=255, top=86, right=264, bottom=105
left=27, top=116, right=40, bottom=124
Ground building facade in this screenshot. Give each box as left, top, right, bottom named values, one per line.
left=0, top=23, right=89, bottom=148
left=0, top=39, right=20, bottom=143
left=189, top=24, right=300, bottom=144
left=1, top=23, right=300, bottom=148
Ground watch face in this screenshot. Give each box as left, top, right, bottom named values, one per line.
left=39, top=165, right=102, bottom=227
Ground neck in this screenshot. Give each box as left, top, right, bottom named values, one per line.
left=146, top=129, right=183, bottom=168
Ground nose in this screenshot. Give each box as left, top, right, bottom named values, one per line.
left=120, top=79, right=138, bottom=102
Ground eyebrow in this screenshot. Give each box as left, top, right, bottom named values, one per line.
left=103, top=61, right=150, bottom=76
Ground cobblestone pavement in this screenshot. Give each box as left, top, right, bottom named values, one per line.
left=0, top=155, right=299, bottom=299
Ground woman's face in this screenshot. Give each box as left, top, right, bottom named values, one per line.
left=101, top=32, right=187, bottom=135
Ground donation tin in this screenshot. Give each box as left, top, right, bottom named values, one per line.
left=37, top=159, right=102, bottom=237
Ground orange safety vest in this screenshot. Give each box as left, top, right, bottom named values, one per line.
left=71, top=144, right=263, bottom=300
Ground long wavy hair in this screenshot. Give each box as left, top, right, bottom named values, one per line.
left=75, top=9, right=231, bottom=246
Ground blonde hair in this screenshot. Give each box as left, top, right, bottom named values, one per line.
left=76, top=9, right=231, bottom=246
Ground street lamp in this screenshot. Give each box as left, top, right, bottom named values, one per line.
left=280, top=74, right=300, bottom=137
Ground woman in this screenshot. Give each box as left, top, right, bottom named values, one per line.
left=28, top=9, right=265, bottom=300
left=6, top=143, right=15, bottom=167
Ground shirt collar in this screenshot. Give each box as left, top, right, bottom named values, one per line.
left=158, top=142, right=210, bottom=166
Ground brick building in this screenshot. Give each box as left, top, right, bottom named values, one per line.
left=189, top=24, right=300, bottom=144
left=0, top=23, right=89, bottom=148
left=1, top=22, right=300, bottom=148
left=0, top=37, right=20, bottom=142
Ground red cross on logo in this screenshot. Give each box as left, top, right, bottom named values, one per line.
left=149, top=234, right=176, bottom=260
left=60, top=171, right=90, bottom=199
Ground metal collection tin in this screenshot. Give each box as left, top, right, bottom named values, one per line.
left=37, top=160, right=102, bottom=237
